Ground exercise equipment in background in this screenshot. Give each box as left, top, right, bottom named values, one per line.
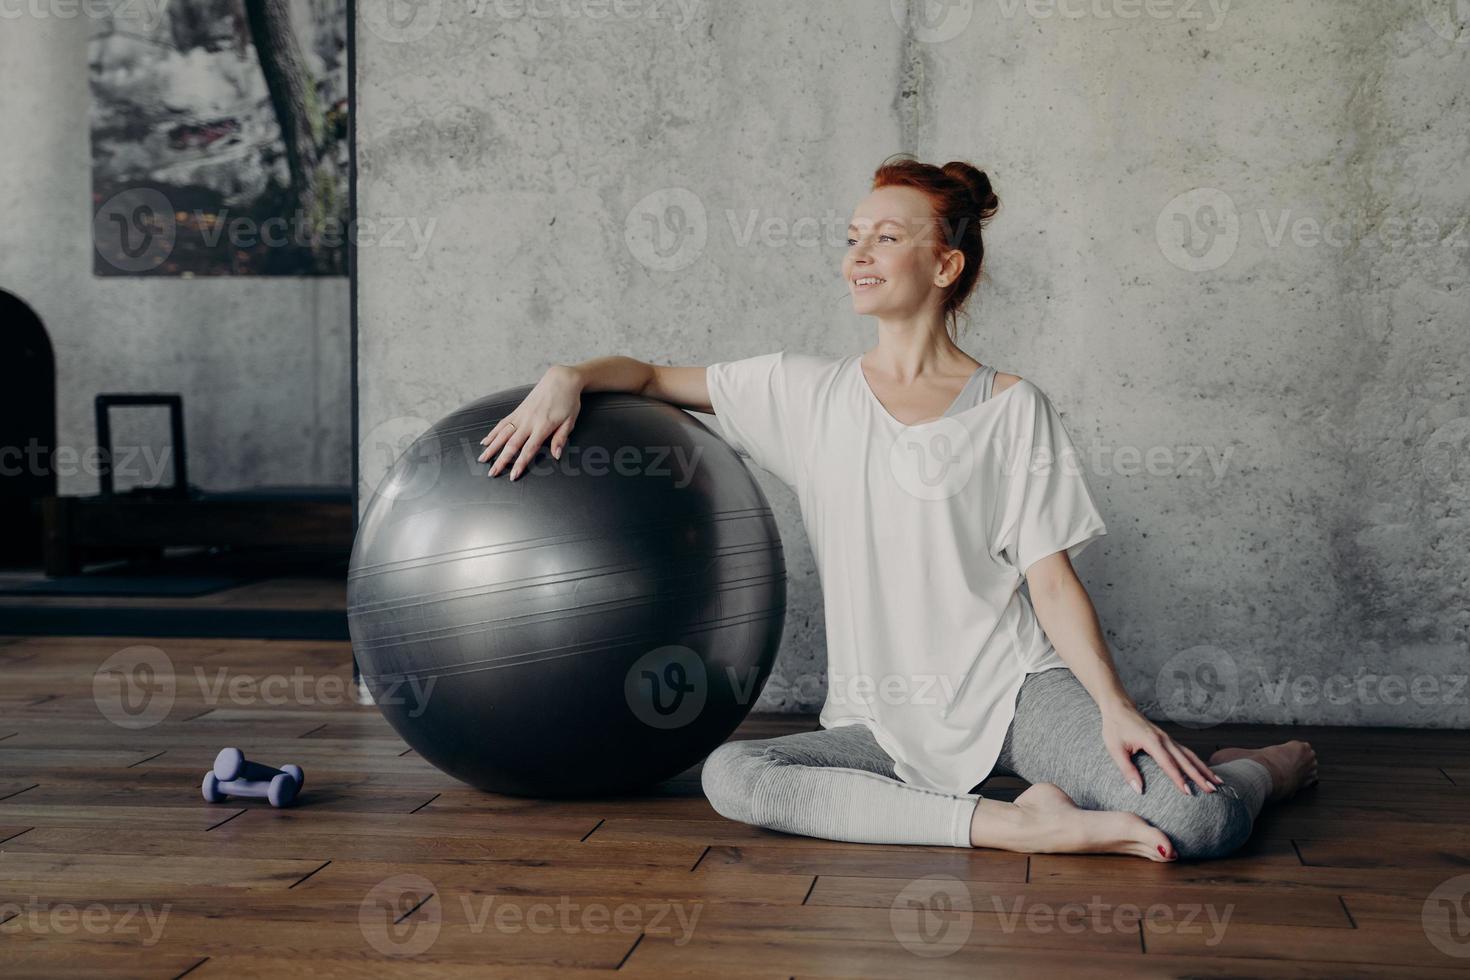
left=40, top=393, right=352, bottom=578
left=348, top=386, right=786, bottom=798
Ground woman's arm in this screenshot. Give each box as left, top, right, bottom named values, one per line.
left=478, top=358, right=715, bottom=480
left=567, top=356, right=714, bottom=413
left=1027, top=552, right=1224, bottom=796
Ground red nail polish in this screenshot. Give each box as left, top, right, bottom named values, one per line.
left=1158, top=845, right=1167, bottom=857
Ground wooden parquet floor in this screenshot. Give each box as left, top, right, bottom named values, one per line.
left=2, top=634, right=1468, bottom=978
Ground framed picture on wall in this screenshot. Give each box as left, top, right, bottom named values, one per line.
left=89, top=0, right=349, bottom=277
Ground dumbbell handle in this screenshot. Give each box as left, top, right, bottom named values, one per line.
left=211, top=772, right=300, bottom=807
left=217, top=776, right=277, bottom=796
left=234, top=759, right=285, bottom=781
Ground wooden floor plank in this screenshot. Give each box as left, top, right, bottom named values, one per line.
left=1295, top=836, right=1470, bottom=868
left=806, top=875, right=1354, bottom=930
left=0, top=779, right=441, bottom=816
left=6, top=826, right=707, bottom=871
left=670, top=901, right=1143, bottom=953
left=189, top=958, right=667, bottom=979
left=630, top=932, right=1470, bottom=978
left=0, top=851, right=322, bottom=889
left=1034, top=855, right=1458, bottom=898
left=296, top=861, right=814, bottom=905
left=693, top=842, right=1027, bottom=881
left=1141, top=917, right=1456, bottom=968
left=0, top=947, right=204, bottom=980
left=0, top=803, right=242, bottom=831
left=0, top=748, right=161, bottom=771
left=0, top=923, right=637, bottom=968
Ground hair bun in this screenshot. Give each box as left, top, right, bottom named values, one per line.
left=942, top=161, right=999, bottom=221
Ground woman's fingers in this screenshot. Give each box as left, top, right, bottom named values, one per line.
left=1166, top=740, right=1216, bottom=793
left=1107, top=743, right=1144, bottom=795
left=489, top=427, right=530, bottom=477
left=508, top=424, right=550, bottom=480
left=477, top=420, right=513, bottom=462
left=550, top=417, right=574, bottom=460
left=1148, top=738, right=1192, bottom=795
left=1180, top=742, right=1224, bottom=786
left=483, top=413, right=577, bottom=477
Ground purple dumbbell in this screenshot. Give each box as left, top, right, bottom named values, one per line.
left=202, top=748, right=304, bottom=807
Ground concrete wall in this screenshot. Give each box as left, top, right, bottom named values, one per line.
left=0, top=11, right=350, bottom=497
left=357, top=0, right=1469, bottom=727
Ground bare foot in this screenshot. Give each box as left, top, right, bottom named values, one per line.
left=1210, top=741, right=1318, bottom=802
left=971, top=782, right=1176, bottom=862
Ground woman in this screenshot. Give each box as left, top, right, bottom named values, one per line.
left=476, top=155, right=1317, bottom=861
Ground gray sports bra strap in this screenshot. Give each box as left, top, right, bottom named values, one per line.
left=943, top=364, right=995, bottom=417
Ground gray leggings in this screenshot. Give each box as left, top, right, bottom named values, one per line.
left=701, top=667, right=1273, bottom=859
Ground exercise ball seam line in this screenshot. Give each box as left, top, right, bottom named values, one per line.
left=348, top=586, right=787, bottom=652
left=349, top=568, right=785, bottom=625
left=348, top=536, right=780, bottom=596
left=349, top=537, right=779, bottom=596
left=360, top=614, right=787, bottom=681
left=348, top=506, right=777, bottom=574
left=352, top=595, right=786, bottom=652
left=357, top=604, right=787, bottom=682
left=347, top=507, right=778, bottom=578
left=346, top=546, right=784, bottom=615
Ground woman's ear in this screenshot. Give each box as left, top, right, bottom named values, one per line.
left=934, top=248, right=965, bottom=287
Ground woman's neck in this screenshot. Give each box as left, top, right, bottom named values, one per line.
left=864, top=323, right=976, bottom=383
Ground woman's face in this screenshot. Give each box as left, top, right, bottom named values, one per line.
left=844, top=185, right=953, bottom=319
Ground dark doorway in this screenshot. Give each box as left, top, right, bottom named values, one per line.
left=0, top=291, right=56, bottom=568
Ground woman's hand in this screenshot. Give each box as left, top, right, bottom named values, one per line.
left=477, top=365, right=583, bottom=480
left=1100, top=702, right=1223, bottom=796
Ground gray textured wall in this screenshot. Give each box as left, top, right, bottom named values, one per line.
left=357, top=0, right=1469, bottom=728
left=0, top=13, right=350, bottom=497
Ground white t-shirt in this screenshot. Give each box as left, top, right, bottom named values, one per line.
left=704, top=350, right=1108, bottom=795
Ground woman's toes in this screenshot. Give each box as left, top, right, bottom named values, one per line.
left=1132, top=816, right=1176, bottom=862
left=1093, top=810, right=1175, bottom=862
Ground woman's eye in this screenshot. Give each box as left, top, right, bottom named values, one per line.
left=847, top=235, right=897, bottom=246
